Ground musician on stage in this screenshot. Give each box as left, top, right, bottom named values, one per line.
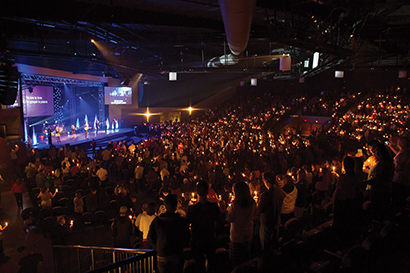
left=84, top=123, right=89, bottom=139
left=71, top=125, right=76, bottom=140
left=56, top=126, right=61, bottom=143
left=95, top=119, right=100, bottom=136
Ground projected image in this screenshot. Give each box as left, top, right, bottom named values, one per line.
left=104, top=86, right=132, bottom=105
left=24, top=86, right=54, bottom=117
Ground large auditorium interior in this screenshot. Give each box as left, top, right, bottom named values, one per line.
left=1, top=0, right=410, bottom=272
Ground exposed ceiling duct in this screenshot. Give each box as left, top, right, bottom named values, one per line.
left=218, top=0, right=256, bottom=57
left=207, top=0, right=256, bottom=68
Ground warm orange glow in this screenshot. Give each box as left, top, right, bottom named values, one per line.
left=91, top=39, right=95, bottom=43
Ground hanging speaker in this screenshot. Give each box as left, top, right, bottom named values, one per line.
left=280, top=56, right=291, bottom=71
left=399, top=70, right=407, bottom=79
left=0, top=62, right=19, bottom=105
left=169, top=72, right=177, bottom=81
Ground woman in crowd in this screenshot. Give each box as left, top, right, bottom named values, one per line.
left=37, top=187, right=56, bottom=210
left=280, top=175, right=298, bottom=224
left=73, top=192, right=84, bottom=214
left=11, top=177, right=25, bottom=210
left=226, top=181, right=256, bottom=267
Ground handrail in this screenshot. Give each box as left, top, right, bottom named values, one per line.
left=53, top=245, right=155, bottom=273
left=53, top=245, right=152, bottom=253
left=85, top=251, right=156, bottom=273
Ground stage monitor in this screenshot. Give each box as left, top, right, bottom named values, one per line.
left=24, top=85, right=54, bottom=117
left=104, top=86, right=132, bottom=105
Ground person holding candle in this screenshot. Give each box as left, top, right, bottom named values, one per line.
left=226, top=181, right=256, bottom=267
left=280, top=175, right=298, bottom=224
left=37, top=187, right=56, bottom=210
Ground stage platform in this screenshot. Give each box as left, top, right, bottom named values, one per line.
left=32, top=128, right=140, bottom=150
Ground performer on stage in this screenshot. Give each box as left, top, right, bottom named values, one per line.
left=112, top=119, right=116, bottom=132
left=48, top=128, right=52, bottom=146
left=71, top=125, right=76, bottom=140
left=56, top=126, right=61, bottom=143
left=84, top=123, right=89, bottom=139
left=95, top=119, right=100, bottom=136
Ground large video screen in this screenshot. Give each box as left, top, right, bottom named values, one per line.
left=104, top=86, right=132, bottom=105
left=24, top=86, right=54, bottom=117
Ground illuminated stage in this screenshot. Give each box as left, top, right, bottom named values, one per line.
left=32, top=128, right=137, bottom=150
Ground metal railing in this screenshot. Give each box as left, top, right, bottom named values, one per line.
left=53, top=245, right=155, bottom=273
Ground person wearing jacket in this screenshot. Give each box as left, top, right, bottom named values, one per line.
left=148, top=194, right=190, bottom=273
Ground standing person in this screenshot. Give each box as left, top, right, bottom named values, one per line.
left=48, top=128, right=52, bottom=146
left=91, top=139, right=97, bottom=156
left=186, top=180, right=221, bottom=273
left=134, top=203, right=157, bottom=249
left=148, top=194, right=190, bottom=273
left=332, top=156, right=363, bottom=239
left=11, top=177, right=25, bottom=210
left=10, top=145, right=19, bottom=176
left=226, top=181, right=256, bottom=267
left=258, top=171, right=284, bottom=254
left=111, top=206, right=133, bottom=248
left=280, top=175, right=298, bottom=224
left=84, top=123, right=89, bottom=139
left=55, top=127, right=61, bottom=143
left=95, top=119, right=100, bottom=136
left=71, top=125, right=76, bottom=140
left=364, top=142, right=394, bottom=222
left=389, top=137, right=410, bottom=211
left=73, top=192, right=84, bottom=214
left=37, top=187, right=56, bottom=210
left=96, top=165, right=108, bottom=185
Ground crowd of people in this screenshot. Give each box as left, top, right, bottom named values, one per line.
left=3, top=85, right=410, bottom=273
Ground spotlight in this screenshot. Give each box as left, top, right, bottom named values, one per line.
left=91, top=39, right=95, bottom=43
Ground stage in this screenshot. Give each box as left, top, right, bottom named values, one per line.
left=32, top=128, right=140, bottom=150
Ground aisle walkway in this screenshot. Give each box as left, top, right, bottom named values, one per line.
left=0, top=166, right=54, bottom=272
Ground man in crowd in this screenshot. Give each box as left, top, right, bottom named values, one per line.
left=111, top=206, right=133, bottom=248
left=187, top=180, right=221, bottom=273
left=259, top=171, right=284, bottom=254
left=148, top=194, right=190, bottom=273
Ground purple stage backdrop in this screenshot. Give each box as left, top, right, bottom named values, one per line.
left=24, top=86, right=54, bottom=117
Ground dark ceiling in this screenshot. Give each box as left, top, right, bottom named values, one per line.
left=1, top=0, right=410, bottom=81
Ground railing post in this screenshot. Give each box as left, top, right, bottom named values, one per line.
left=91, top=249, right=95, bottom=270
left=77, top=248, right=81, bottom=273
